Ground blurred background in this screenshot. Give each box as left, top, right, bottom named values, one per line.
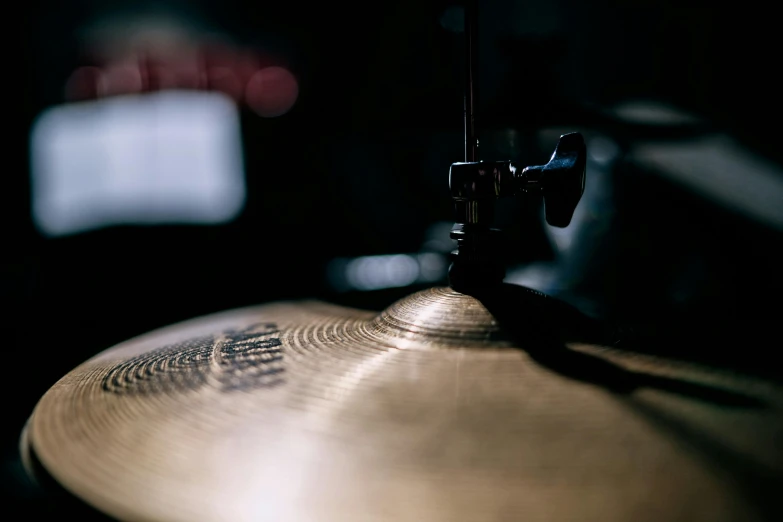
left=7, top=0, right=783, bottom=512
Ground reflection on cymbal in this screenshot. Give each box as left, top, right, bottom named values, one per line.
left=25, top=287, right=783, bottom=521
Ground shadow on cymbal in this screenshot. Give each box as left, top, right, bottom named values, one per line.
left=475, top=283, right=781, bottom=519
left=626, top=397, right=782, bottom=522
left=472, top=283, right=766, bottom=409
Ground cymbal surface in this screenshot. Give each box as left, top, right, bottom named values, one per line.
left=26, top=287, right=783, bottom=521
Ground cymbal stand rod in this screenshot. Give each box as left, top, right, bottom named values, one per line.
left=464, top=0, right=479, bottom=162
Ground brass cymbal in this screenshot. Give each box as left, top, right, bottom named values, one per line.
left=24, top=286, right=783, bottom=521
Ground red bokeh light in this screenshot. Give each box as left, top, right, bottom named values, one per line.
left=145, top=63, right=177, bottom=91
left=207, top=67, right=243, bottom=101
left=245, top=66, right=299, bottom=118
left=65, top=66, right=103, bottom=101
left=64, top=41, right=298, bottom=116
left=101, top=64, right=143, bottom=96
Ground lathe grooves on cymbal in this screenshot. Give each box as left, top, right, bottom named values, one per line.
left=24, top=287, right=783, bottom=522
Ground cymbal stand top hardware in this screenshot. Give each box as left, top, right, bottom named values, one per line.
left=448, top=0, right=587, bottom=291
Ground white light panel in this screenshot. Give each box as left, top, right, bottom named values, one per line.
left=30, top=91, right=246, bottom=237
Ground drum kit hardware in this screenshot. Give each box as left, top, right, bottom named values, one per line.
left=20, top=2, right=782, bottom=520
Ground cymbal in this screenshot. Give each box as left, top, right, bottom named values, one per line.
left=23, top=286, right=783, bottom=521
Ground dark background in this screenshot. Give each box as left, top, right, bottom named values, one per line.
left=7, top=0, right=783, bottom=513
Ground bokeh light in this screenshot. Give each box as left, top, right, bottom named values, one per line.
left=245, top=66, right=299, bottom=118
left=207, top=66, right=243, bottom=101
left=65, top=66, right=103, bottom=100
left=64, top=40, right=297, bottom=118
left=101, top=63, right=143, bottom=96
